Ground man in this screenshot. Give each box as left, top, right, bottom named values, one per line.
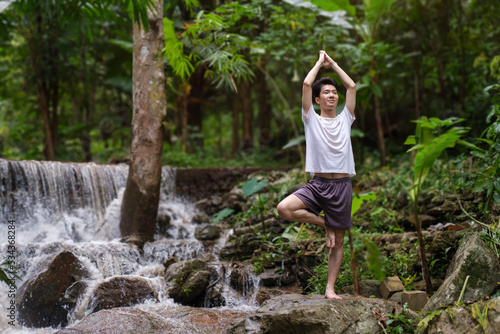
left=277, top=50, right=356, bottom=299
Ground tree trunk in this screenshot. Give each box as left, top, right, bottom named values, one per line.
left=413, top=58, right=421, bottom=119
left=120, top=0, right=166, bottom=242
left=370, top=55, right=386, bottom=167
left=373, top=93, right=386, bottom=167
left=256, top=64, right=272, bottom=148
left=241, top=81, right=253, bottom=153
left=231, top=94, right=240, bottom=157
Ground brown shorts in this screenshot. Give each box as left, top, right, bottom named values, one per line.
left=293, top=177, right=352, bottom=230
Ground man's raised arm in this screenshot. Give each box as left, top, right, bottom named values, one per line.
left=325, top=53, right=356, bottom=116
left=302, top=51, right=326, bottom=114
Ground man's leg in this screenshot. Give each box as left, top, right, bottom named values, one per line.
left=324, top=227, right=345, bottom=299
left=277, top=195, right=336, bottom=248
left=277, top=194, right=324, bottom=226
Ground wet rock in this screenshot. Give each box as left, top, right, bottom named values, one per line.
left=57, top=304, right=253, bottom=334
left=88, top=276, right=157, bottom=313
left=423, top=233, right=500, bottom=312
left=220, top=233, right=261, bottom=260
left=156, top=205, right=172, bottom=236
left=191, top=211, right=210, bottom=224
left=165, top=259, right=211, bottom=305
left=258, top=268, right=297, bottom=287
left=195, top=224, right=221, bottom=240
left=16, top=251, right=88, bottom=328
left=255, top=288, right=285, bottom=305
left=230, top=264, right=259, bottom=297
left=227, top=294, right=408, bottom=334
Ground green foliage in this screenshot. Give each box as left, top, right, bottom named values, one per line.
left=385, top=303, right=418, bottom=334
left=212, top=207, right=235, bottom=224
left=351, top=192, right=376, bottom=217
left=0, top=261, right=20, bottom=288
left=473, top=83, right=500, bottom=207
left=306, top=246, right=354, bottom=295
left=478, top=221, right=500, bottom=258
left=387, top=245, right=419, bottom=278
left=281, top=223, right=309, bottom=241
left=406, top=117, right=472, bottom=203
left=242, top=178, right=268, bottom=197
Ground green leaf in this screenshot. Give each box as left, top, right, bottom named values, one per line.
left=281, top=224, right=309, bottom=241
left=370, top=82, right=383, bottom=97
left=242, top=178, right=268, bottom=197
left=364, top=0, right=397, bottom=23
left=308, top=0, right=356, bottom=17
left=212, top=207, right=234, bottom=223
left=410, top=132, right=461, bottom=201
left=404, top=135, right=416, bottom=145
left=351, top=192, right=376, bottom=217
left=282, top=135, right=305, bottom=150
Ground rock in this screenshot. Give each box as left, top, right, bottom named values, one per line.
left=390, top=291, right=403, bottom=303
left=487, top=297, right=500, bottom=332
left=379, top=276, right=404, bottom=300
left=404, top=214, right=437, bottom=230
left=401, top=290, right=428, bottom=311
left=227, top=294, right=405, bottom=334
left=423, top=233, right=500, bottom=312
left=422, top=297, right=500, bottom=333
left=191, top=212, right=210, bottom=224
left=414, top=277, right=443, bottom=291
left=258, top=268, right=297, bottom=287
left=426, top=201, right=459, bottom=218
left=195, top=224, right=221, bottom=240
left=164, top=259, right=211, bottom=305
left=421, top=305, right=483, bottom=334
left=220, top=233, right=262, bottom=260
left=16, top=251, right=88, bottom=328
left=89, top=276, right=157, bottom=313
left=156, top=205, right=172, bottom=236
left=255, top=288, right=285, bottom=305
left=230, top=264, right=259, bottom=297
left=57, top=304, right=253, bottom=334
left=339, top=279, right=382, bottom=298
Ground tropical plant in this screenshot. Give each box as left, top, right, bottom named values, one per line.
left=405, top=116, right=475, bottom=294
left=473, top=59, right=500, bottom=210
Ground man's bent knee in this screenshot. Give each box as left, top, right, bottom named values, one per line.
left=277, top=201, right=290, bottom=220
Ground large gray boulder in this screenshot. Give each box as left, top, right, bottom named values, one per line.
left=88, top=276, right=157, bottom=313
left=16, top=251, right=88, bottom=328
left=227, top=294, right=409, bottom=334
left=164, top=258, right=211, bottom=305
left=423, top=233, right=500, bottom=312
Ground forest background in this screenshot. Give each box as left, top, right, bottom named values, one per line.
left=0, top=0, right=499, bottom=170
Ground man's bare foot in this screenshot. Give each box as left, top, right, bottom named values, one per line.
left=325, top=228, right=336, bottom=248
left=325, top=289, right=342, bottom=300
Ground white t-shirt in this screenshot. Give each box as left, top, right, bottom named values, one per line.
left=302, top=104, right=356, bottom=177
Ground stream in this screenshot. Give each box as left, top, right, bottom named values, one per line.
left=0, top=159, right=260, bottom=333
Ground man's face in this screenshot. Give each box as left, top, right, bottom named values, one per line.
left=315, top=84, right=338, bottom=110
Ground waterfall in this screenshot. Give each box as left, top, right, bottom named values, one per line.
left=0, top=159, right=259, bottom=333
left=0, top=159, right=128, bottom=243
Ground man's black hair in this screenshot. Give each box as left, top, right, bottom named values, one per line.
left=312, top=77, right=339, bottom=101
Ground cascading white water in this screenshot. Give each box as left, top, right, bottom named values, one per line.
left=0, top=159, right=259, bottom=333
